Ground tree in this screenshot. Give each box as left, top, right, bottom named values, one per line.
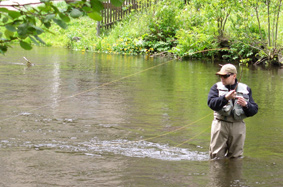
left=202, top=0, right=239, bottom=38
left=248, top=0, right=283, bottom=65
left=0, top=0, right=124, bottom=54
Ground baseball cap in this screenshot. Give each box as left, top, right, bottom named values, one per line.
left=216, top=64, right=237, bottom=75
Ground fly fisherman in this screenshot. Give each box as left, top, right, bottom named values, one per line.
left=207, top=64, right=258, bottom=159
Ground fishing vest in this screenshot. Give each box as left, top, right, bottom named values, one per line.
left=214, top=82, right=249, bottom=122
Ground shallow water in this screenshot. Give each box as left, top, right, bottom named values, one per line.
left=0, top=46, right=282, bottom=186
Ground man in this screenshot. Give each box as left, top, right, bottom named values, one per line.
left=207, top=63, right=258, bottom=159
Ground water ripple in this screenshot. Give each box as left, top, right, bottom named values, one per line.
left=81, top=139, right=209, bottom=161
left=0, top=138, right=209, bottom=161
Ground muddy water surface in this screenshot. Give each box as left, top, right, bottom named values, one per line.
left=0, top=46, right=282, bottom=186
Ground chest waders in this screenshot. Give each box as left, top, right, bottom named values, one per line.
left=214, top=82, right=249, bottom=122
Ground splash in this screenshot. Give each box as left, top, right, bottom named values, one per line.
left=80, top=138, right=209, bottom=161
left=0, top=138, right=209, bottom=161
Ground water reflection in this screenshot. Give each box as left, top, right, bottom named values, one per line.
left=209, top=159, right=245, bottom=187
left=51, top=62, right=61, bottom=112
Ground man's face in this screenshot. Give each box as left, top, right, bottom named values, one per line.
left=220, top=73, right=237, bottom=86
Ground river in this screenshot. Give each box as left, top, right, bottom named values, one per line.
left=0, top=46, right=282, bottom=186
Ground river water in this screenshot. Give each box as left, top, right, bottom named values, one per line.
left=0, top=46, right=282, bottom=186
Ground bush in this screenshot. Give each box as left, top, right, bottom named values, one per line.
left=171, top=4, right=218, bottom=58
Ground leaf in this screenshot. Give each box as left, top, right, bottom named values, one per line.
left=4, top=29, right=14, bottom=39
left=29, top=36, right=39, bottom=45
left=34, top=35, right=46, bottom=44
left=31, top=25, right=44, bottom=35
left=5, top=25, right=17, bottom=32
left=17, top=23, right=28, bottom=37
left=29, top=35, right=46, bottom=45
left=20, top=41, right=32, bottom=50
left=0, top=8, right=9, bottom=13
left=0, top=45, right=8, bottom=54
left=44, top=22, right=51, bottom=28
left=26, top=15, right=36, bottom=25
left=51, top=5, right=59, bottom=13
left=59, top=13, right=70, bottom=23
left=8, top=10, right=22, bottom=19
left=87, top=11, right=102, bottom=21
left=90, top=0, right=104, bottom=12
left=82, top=6, right=92, bottom=12
left=44, top=14, right=55, bottom=22
left=110, top=0, right=123, bottom=7
left=53, top=18, right=67, bottom=29
left=2, top=16, right=9, bottom=23
left=70, top=9, right=83, bottom=18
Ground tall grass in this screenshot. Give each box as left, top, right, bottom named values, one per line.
left=40, top=16, right=99, bottom=51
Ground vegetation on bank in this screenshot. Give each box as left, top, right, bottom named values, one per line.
left=40, top=0, right=283, bottom=66
left=0, top=0, right=123, bottom=54
left=3, top=0, right=283, bottom=66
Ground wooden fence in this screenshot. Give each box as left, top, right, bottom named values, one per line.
left=97, top=0, right=158, bottom=35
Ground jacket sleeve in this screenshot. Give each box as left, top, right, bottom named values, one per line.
left=207, top=84, right=229, bottom=111
left=243, top=87, right=258, bottom=117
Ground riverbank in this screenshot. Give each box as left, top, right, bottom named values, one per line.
left=39, top=2, right=223, bottom=60
left=8, top=0, right=283, bottom=66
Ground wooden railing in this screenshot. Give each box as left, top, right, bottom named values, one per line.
left=97, top=0, right=158, bottom=35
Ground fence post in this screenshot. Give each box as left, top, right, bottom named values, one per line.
left=100, top=0, right=158, bottom=31
left=97, top=21, right=101, bottom=36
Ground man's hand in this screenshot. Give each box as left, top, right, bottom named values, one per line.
left=236, top=96, right=248, bottom=107
left=225, top=90, right=236, bottom=100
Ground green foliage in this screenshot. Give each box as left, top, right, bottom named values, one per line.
left=171, top=28, right=218, bottom=58
left=37, top=0, right=263, bottom=60
left=93, top=10, right=151, bottom=55
left=40, top=16, right=98, bottom=51
left=6, top=0, right=283, bottom=65
left=222, top=42, right=255, bottom=61
left=170, top=3, right=218, bottom=58
left=111, top=37, right=152, bottom=55
left=141, top=1, right=181, bottom=53
left=76, top=0, right=183, bottom=55
left=0, top=0, right=124, bottom=54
